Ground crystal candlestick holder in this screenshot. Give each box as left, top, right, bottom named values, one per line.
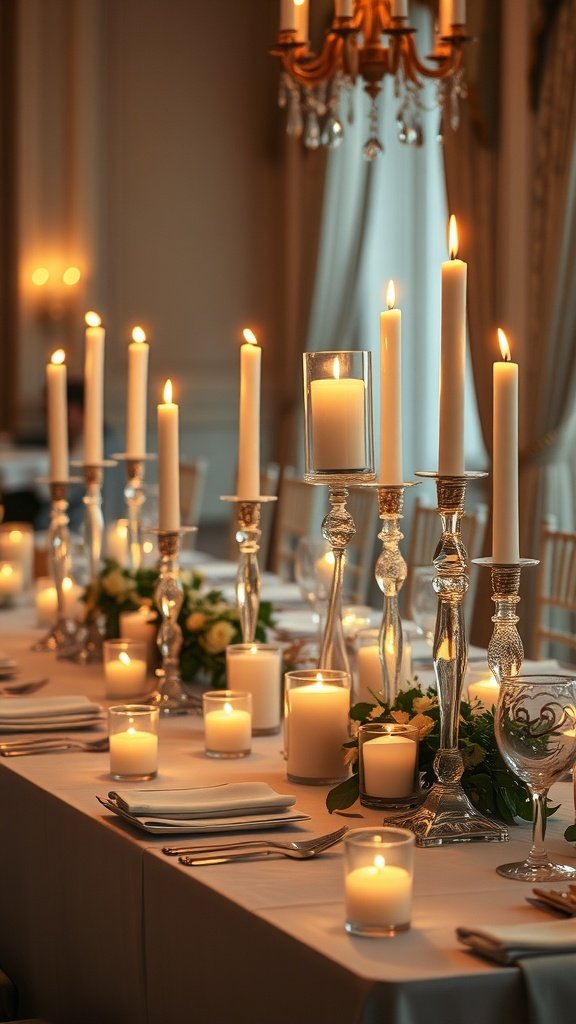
left=474, top=557, right=539, bottom=682
left=302, top=350, right=375, bottom=673
left=374, top=483, right=417, bottom=704
left=149, top=527, right=198, bottom=714
left=31, top=479, right=80, bottom=654
left=220, top=495, right=277, bottom=644
left=388, top=472, right=508, bottom=847
left=112, top=453, right=157, bottom=572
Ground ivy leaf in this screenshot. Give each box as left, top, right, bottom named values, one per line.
left=564, top=824, right=576, bottom=843
left=326, top=775, right=359, bottom=813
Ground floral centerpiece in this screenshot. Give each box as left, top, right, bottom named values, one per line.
left=326, top=683, right=557, bottom=825
left=84, top=561, right=274, bottom=689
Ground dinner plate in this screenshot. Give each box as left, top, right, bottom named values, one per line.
left=97, top=795, right=311, bottom=835
left=0, top=713, right=105, bottom=733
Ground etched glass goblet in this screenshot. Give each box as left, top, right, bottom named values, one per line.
left=495, top=674, right=576, bottom=882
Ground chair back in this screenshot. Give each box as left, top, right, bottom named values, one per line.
left=179, top=459, right=208, bottom=526
left=343, top=487, right=378, bottom=604
left=269, top=474, right=323, bottom=580
left=534, top=518, right=576, bottom=662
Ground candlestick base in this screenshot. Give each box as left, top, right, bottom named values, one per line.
left=387, top=781, right=508, bottom=847
left=220, top=495, right=277, bottom=644
left=474, top=557, right=539, bottom=682
left=148, top=527, right=199, bottom=715
left=112, top=453, right=157, bottom=573
left=31, top=480, right=80, bottom=655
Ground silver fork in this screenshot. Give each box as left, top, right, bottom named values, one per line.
left=0, top=736, right=109, bottom=756
left=170, top=825, right=349, bottom=865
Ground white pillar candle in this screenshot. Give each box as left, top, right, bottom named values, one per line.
left=157, top=379, right=180, bottom=532
left=119, top=608, right=157, bottom=669
left=226, top=646, right=281, bottom=733
left=237, top=329, right=261, bottom=500
left=0, top=562, right=23, bottom=599
left=294, top=0, right=309, bottom=40
left=356, top=644, right=383, bottom=702
left=47, top=349, right=68, bottom=480
left=287, top=678, right=349, bottom=780
left=35, top=578, right=58, bottom=627
left=362, top=735, right=417, bottom=798
left=61, top=577, right=83, bottom=619
left=379, top=280, right=403, bottom=484
left=310, top=357, right=366, bottom=471
left=391, top=0, right=408, bottom=18
left=104, top=651, right=148, bottom=699
left=492, top=329, right=519, bottom=564
left=468, top=677, right=500, bottom=709
left=450, top=0, right=466, bottom=26
left=204, top=702, right=252, bottom=754
left=438, top=216, right=467, bottom=476
left=126, top=326, right=149, bottom=456
left=109, top=728, right=158, bottom=777
left=345, top=858, right=412, bottom=929
left=106, top=519, right=129, bottom=565
left=84, top=311, right=105, bottom=464
left=280, top=0, right=296, bottom=29
left=0, top=525, right=34, bottom=588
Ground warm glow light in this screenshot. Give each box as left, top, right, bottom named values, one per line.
left=62, top=266, right=81, bottom=286
left=31, top=267, right=49, bottom=286
left=0, top=565, right=13, bottom=578
left=131, top=326, right=147, bottom=344
left=8, top=530, right=22, bottom=542
left=250, top=645, right=258, bottom=655
left=386, top=279, right=396, bottom=310
left=332, top=357, right=340, bottom=380
left=294, top=0, right=305, bottom=5
left=448, top=214, right=459, bottom=260
left=242, top=328, right=258, bottom=346
left=373, top=854, right=386, bottom=871
left=313, top=672, right=325, bottom=689
left=497, top=327, right=511, bottom=362
left=85, top=311, right=102, bottom=328
left=163, top=379, right=173, bottom=404
left=51, top=349, right=65, bottom=366
left=224, top=702, right=233, bottom=716
left=143, top=540, right=153, bottom=554
left=62, top=577, right=72, bottom=593
left=119, top=651, right=132, bottom=667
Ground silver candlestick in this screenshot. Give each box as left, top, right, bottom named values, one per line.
left=474, top=557, right=539, bottom=682
left=221, top=495, right=277, bottom=643
left=112, top=453, right=156, bottom=572
left=31, top=479, right=80, bottom=654
left=388, top=472, right=508, bottom=847
left=150, top=527, right=198, bottom=714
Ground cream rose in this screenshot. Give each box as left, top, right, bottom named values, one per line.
left=202, top=620, right=236, bottom=654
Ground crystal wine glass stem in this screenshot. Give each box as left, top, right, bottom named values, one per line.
left=319, top=486, right=354, bottom=675
left=125, top=459, right=145, bottom=572
left=235, top=501, right=262, bottom=644
left=83, top=466, right=104, bottom=581
left=528, top=788, right=549, bottom=866
left=375, top=487, right=407, bottom=704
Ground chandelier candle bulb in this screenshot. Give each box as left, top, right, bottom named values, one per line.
left=126, top=327, right=149, bottom=456
left=237, top=329, right=261, bottom=500
left=309, top=357, right=367, bottom=472
left=46, top=349, right=68, bottom=481
left=203, top=691, right=252, bottom=758
left=492, top=329, right=519, bottom=564
left=157, top=379, right=180, bottom=532
left=438, top=216, right=467, bottom=476
left=84, top=312, right=105, bottom=464
left=294, top=0, right=309, bottom=41
left=226, top=644, right=282, bottom=735
left=379, top=280, right=403, bottom=484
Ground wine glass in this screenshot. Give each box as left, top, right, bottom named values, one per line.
left=294, top=536, right=334, bottom=631
left=495, top=673, right=576, bottom=882
left=408, top=565, right=437, bottom=645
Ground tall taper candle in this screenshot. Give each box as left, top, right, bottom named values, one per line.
left=379, top=280, right=403, bottom=484
left=84, top=311, right=105, bottom=464
left=126, top=326, right=149, bottom=456
left=47, top=349, right=68, bottom=480
left=492, top=329, right=519, bottom=564
left=157, top=379, right=180, bottom=532
left=438, top=215, right=467, bottom=476
left=237, top=329, right=261, bottom=499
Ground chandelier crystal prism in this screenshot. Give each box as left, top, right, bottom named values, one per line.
left=271, top=0, right=470, bottom=159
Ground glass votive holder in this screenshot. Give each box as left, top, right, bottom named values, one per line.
left=203, top=690, right=252, bottom=758
left=302, top=350, right=375, bottom=482
left=226, top=643, right=282, bottom=735
left=285, top=668, right=350, bottom=785
left=0, top=562, right=24, bottom=606
left=358, top=722, right=420, bottom=809
left=344, top=827, right=415, bottom=937
left=108, top=704, right=159, bottom=781
left=103, top=640, right=148, bottom=699
left=0, top=522, right=34, bottom=588
left=35, top=576, right=58, bottom=627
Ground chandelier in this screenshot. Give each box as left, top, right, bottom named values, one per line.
left=271, top=0, right=469, bottom=159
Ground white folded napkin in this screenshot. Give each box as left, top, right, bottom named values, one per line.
left=110, top=782, right=297, bottom=819
left=457, top=918, right=576, bottom=964
left=0, top=695, right=100, bottom=720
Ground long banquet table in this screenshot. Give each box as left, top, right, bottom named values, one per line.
left=0, top=598, right=575, bottom=1024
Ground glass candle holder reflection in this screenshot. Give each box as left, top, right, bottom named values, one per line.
left=302, top=351, right=374, bottom=481
left=0, top=562, right=24, bottom=606
left=358, top=723, right=420, bottom=809
left=344, top=827, right=415, bottom=937
left=0, top=523, right=34, bottom=588
left=108, top=704, right=159, bottom=781
left=203, top=690, right=252, bottom=758
left=104, top=640, right=148, bottom=699
left=285, top=669, right=350, bottom=785
left=226, top=644, right=282, bottom=735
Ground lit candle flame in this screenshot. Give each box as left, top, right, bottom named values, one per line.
left=51, top=349, right=65, bottom=366
left=386, top=279, right=396, bottom=310
left=223, top=702, right=233, bottom=716
left=332, top=357, right=340, bottom=380
left=119, top=651, right=132, bottom=667
left=373, top=854, right=386, bottom=871
left=163, top=379, right=173, bottom=404
left=242, top=328, right=258, bottom=346
left=62, top=576, right=72, bottom=593
left=448, top=214, right=459, bottom=260
left=497, top=327, right=511, bottom=362
left=131, top=326, right=147, bottom=344
left=9, top=530, right=22, bottom=542
left=250, top=645, right=258, bottom=655
left=85, top=311, right=102, bottom=328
